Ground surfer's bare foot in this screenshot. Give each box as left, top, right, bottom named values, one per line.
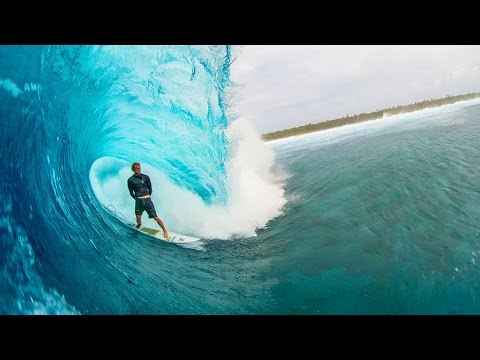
left=136, top=223, right=142, bottom=229
left=164, top=231, right=169, bottom=238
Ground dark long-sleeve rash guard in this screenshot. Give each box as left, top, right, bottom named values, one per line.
left=127, top=174, right=152, bottom=199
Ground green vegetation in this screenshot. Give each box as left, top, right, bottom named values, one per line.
left=262, top=92, right=480, bottom=141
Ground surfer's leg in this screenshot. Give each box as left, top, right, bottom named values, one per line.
left=145, top=198, right=168, bottom=238
left=135, top=214, right=142, bottom=228
left=154, top=216, right=169, bottom=238
left=145, top=199, right=168, bottom=238
left=135, top=200, right=143, bottom=228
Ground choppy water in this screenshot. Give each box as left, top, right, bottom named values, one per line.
left=1, top=45, right=479, bottom=314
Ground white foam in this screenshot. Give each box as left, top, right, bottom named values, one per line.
left=89, top=118, right=287, bottom=240
left=0, top=78, right=22, bottom=97
left=0, top=212, right=79, bottom=315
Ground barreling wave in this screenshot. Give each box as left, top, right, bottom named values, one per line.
left=0, top=46, right=286, bottom=314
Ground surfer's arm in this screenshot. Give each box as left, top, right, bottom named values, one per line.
left=127, top=179, right=136, bottom=199
left=145, top=175, right=152, bottom=195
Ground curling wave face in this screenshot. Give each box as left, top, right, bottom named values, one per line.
left=0, top=45, right=286, bottom=314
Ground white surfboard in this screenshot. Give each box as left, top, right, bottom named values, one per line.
left=133, top=225, right=201, bottom=243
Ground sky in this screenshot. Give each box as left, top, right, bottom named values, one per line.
left=229, top=45, right=480, bottom=134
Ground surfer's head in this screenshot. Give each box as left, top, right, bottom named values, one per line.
left=132, top=162, right=141, bottom=176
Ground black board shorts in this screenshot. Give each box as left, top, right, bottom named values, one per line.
left=135, top=197, right=157, bottom=218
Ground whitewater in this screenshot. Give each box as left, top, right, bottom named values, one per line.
left=1, top=45, right=480, bottom=314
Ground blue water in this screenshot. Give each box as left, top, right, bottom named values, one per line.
left=1, top=45, right=480, bottom=314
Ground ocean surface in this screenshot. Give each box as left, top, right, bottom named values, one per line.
left=1, top=45, right=480, bottom=314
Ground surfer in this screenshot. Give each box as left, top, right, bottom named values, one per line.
left=127, top=162, right=169, bottom=239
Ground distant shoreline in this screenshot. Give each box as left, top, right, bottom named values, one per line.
left=261, top=92, right=480, bottom=142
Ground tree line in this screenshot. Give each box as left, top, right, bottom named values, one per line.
left=261, top=92, right=480, bottom=141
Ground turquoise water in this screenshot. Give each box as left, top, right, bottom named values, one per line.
left=2, top=45, right=480, bottom=314
left=264, top=100, right=480, bottom=314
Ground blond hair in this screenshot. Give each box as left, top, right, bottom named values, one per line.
left=131, top=162, right=141, bottom=171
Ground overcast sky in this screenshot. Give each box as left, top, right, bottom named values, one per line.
left=229, top=45, right=480, bottom=134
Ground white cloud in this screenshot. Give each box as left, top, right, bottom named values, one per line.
left=230, top=45, right=480, bottom=133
